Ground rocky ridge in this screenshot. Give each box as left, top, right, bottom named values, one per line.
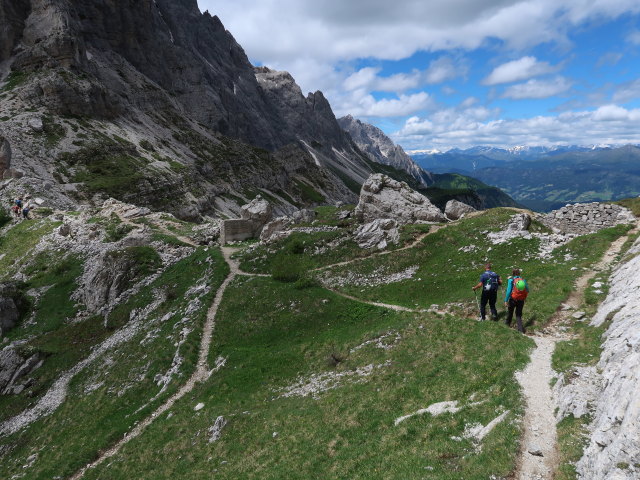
left=0, top=0, right=380, bottom=220
left=338, top=115, right=433, bottom=187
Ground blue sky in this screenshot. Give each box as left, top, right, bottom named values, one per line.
left=197, top=1, right=640, bottom=151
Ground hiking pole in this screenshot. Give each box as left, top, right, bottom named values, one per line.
left=474, top=289, right=482, bottom=321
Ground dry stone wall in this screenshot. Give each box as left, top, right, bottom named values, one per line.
left=541, top=202, right=634, bottom=234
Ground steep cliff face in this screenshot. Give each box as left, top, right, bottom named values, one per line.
left=338, top=114, right=433, bottom=187
left=0, top=0, right=369, bottom=217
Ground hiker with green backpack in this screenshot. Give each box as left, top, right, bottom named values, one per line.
left=504, top=268, right=529, bottom=333
left=472, top=263, right=502, bottom=321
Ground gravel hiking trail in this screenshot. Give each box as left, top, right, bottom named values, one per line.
left=513, top=226, right=635, bottom=480
left=313, top=224, right=444, bottom=272
left=71, top=246, right=246, bottom=479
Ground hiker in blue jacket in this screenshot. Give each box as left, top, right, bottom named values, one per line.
left=504, top=268, right=529, bottom=333
left=472, top=263, right=502, bottom=321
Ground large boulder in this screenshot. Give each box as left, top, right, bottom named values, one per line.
left=354, top=174, right=445, bottom=224
left=0, top=283, right=27, bottom=336
left=0, top=347, right=42, bottom=395
left=241, top=195, right=273, bottom=235
left=445, top=200, right=476, bottom=220
left=354, top=218, right=400, bottom=250
left=82, top=243, right=159, bottom=314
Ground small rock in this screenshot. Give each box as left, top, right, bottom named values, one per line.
left=528, top=444, right=544, bottom=456
left=27, top=117, right=43, bottom=133
left=572, top=311, right=586, bottom=320
left=194, top=402, right=205, bottom=411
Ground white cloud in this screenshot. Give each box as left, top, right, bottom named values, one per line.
left=393, top=104, right=640, bottom=149
left=626, top=30, right=640, bottom=44
left=592, top=104, right=640, bottom=121
left=337, top=92, right=434, bottom=118
left=612, top=78, right=640, bottom=104
left=199, top=0, right=640, bottom=93
left=483, top=56, right=558, bottom=85
left=344, top=67, right=423, bottom=92
left=424, top=57, right=465, bottom=84
left=343, top=57, right=465, bottom=94
left=597, top=52, right=623, bottom=67
left=502, top=77, right=572, bottom=99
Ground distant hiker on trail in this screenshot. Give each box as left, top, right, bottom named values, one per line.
left=504, top=269, right=529, bottom=333
left=22, top=205, right=30, bottom=219
left=11, top=203, right=20, bottom=218
left=15, top=197, right=23, bottom=209
left=472, top=262, right=502, bottom=321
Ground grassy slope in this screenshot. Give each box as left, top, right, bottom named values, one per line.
left=0, top=220, right=229, bottom=479
left=0, top=206, right=631, bottom=479
left=82, top=276, right=532, bottom=480
left=318, top=209, right=630, bottom=332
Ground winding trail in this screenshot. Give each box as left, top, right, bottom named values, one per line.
left=513, top=226, right=635, bottom=480
left=313, top=225, right=442, bottom=273
left=70, top=246, right=243, bottom=479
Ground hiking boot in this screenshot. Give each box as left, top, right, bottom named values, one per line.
left=491, top=315, right=498, bottom=321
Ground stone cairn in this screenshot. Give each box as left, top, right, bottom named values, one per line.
left=541, top=202, right=635, bottom=234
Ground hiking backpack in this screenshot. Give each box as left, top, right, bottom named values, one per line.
left=484, top=271, right=500, bottom=292
left=510, top=276, right=528, bottom=300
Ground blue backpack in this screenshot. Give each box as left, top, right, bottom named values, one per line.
left=484, top=271, right=500, bottom=292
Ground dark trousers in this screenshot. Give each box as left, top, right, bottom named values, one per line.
left=480, top=290, right=498, bottom=320
left=506, top=298, right=525, bottom=332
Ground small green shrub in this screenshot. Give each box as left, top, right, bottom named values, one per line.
left=272, top=254, right=305, bottom=282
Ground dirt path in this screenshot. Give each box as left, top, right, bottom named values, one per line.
left=513, top=227, right=635, bottom=480
left=327, top=289, right=424, bottom=313
left=313, top=224, right=443, bottom=272
left=70, top=247, right=243, bottom=479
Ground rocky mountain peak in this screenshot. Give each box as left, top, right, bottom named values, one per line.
left=338, top=115, right=433, bottom=187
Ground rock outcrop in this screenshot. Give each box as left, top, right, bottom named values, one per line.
left=445, top=199, right=476, bottom=220
left=0, top=136, right=11, bottom=178
left=0, top=283, right=27, bottom=336
left=556, top=235, right=640, bottom=479
left=0, top=347, right=42, bottom=395
left=354, top=218, right=400, bottom=250
left=240, top=195, right=273, bottom=236
left=354, top=174, right=445, bottom=224
left=338, top=115, right=433, bottom=187
left=541, top=203, right=635, bottom=234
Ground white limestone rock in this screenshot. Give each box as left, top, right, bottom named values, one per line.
left=445, top=199, right=476, bottom=220
left=354, top=174, right=445, bottom=225
left=572, top=235, right=640, bottom=480
left=354, top=218, right=400, bottom=250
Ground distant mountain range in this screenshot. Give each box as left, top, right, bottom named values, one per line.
left=412, top=145, right=640, bottom=211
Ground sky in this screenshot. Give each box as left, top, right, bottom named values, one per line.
left=197, top=0, right=640, bottom=152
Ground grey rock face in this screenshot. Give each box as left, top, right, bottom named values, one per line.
left=0, top=0, right=368, bottom=214
left=259, top=217, right=292, bottom=243
left=291, top=208, right=316, bottom=225
left=542, top=203, right=635, bottom=234
left=354, top=174, right=445, bottom=224
left=0, top=283, right=26, bottom=336
left=0, top=347, right=42, bottom=395
left=354, top=218, right=400, bottom=250
left=338, top=114, right=433, bottom=187
left=571, top=235, right=640, bottom=479
left=0, top=135, right=11, bottom=178
left=82, top=243, right=154, bottom=314
left=445, top=199, right=476, bottom=220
